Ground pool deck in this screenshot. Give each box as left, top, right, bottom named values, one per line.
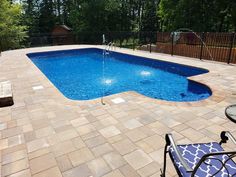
left=0, top=45, right=236, bottom=177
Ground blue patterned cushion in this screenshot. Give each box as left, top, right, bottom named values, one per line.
left=169, top=142, right=236, bottom=177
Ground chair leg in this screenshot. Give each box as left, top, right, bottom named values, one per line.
left=160, top=144, right=169, bottom=177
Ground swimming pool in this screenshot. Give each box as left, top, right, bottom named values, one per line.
left=28, top=48, right=212, bottom=102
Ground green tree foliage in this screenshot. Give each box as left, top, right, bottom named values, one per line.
left=0, top=0, right=27, bottom=51
left=159, top=0, right=236, bottom=32
left=141, top=0, right=160, bottom=31
left=20, top=0, right=160, bottom=34
left=38, top=0, right=56, bottom=33
left=22, top=0, right=40, bottom=34
left=25, top=0, right=234, bottom=34
left=2, top=0, right=236, bottom=49
left=69, top=0, right=133, bottom=32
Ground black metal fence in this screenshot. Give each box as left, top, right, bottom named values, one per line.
left=153, top=32, right=236, bottom=64
left=0, top=31, right=235, bottom=64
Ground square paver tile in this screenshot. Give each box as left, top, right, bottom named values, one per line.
left=90, top=109, right=107, bottom=117
left=102, top=170, right=125, bottom=177
left=27, top=138, right=49, bottom=153
left=31, top=119, right=49, bottom=130
left=103, top=152, right=127, bottom=169
left=0, top=123, right=7, bottom=130
left=63, top=164, right=92, bottom=177
left=28, top=148, right=50, bottom=160
left=71, top=117, right=89, bottom=127
left=85, top=135, right=106, bottom=148
left=2, top=149, right=27, bottom=165
left=82, top=131, right=100, bottom=141
left=119, top=164, right=140, bottom=177
left=0, top=139, right=8, bottom=150
left=8, top=135, right=25, bottom=148
left=124, top=149, right=152, bottom=170
left=22, top=124, right=33, bottom=133
left=135, top=140, right=154, bottom=153
left=125, top=129, right=147, bottom=142
left=2, top=158, right=29, bottom=176
left=56, top=155, right=73, bottom=172
left=107, top=134, right=124, bottom=144
left=99, top=126, right=121, bottom=138
left=7, top=169, right=31, bottom=177
left=137, top=162, right=160, bottom=177
left=92, top=143, right=113, bottom=157
left=76, top=124, right=96, bottom=136
left=99, top=117, right=118, bottom=126
left=57, top=129, right=78, bottom=141
left=72, top=137, right=86, bottom=149
left=149, top=148, right=163, bottom=164
left=51, top=140, right=76, bottom=157
left=35, top=126, right=55, bottom=138
left=30, top=153, right=57, bottom=174
left=24, top=131, right=36, bottom=143
left=160, top=118, right=181, bottom=128
left=55, top=125, right=74, bottom=133
left=123, top=119, right=143, bottom=130
left=143, top=134, right=165, bottom=150
left=32, top=167, right=62, bottom=177
left=112, top=139, right=137, bottom=155
left=88, top=158, right=111, bottom=177
left=2, top=127, right=22, bottom=138
left=180, top=128, right=206, bottom=142
left=68, top=147, right=94, bottom=166
left=137, top=116, right=156, bottom=125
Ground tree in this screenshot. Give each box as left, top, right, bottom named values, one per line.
left=38, top=0, right=56, bottom=33
left=3, top=0, right=236, bottom=50
left=158, top=0, right=236, bottom=32
left=22, top=0, right=40, bottom=34
left=0, top=0, right=27, bottom=51
left=141, top=0, right=160, bottom=32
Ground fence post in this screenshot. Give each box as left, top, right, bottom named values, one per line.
left=171, top=33, right=174, bottom=56
left=199, top=32, right=205, bottom=60
left=227, top=32, right=235, bottom=64
left=119, top=32, right=122, bottom=47
left=133, top=32, right=135, bottom=50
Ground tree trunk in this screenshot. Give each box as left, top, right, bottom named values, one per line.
left=57, top=0, right=61, bottom=23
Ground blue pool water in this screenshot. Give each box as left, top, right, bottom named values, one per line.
left=28, top=48, right=212, bottom=101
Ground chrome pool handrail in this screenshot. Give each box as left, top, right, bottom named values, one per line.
left=103, top=42, right=114, bottom=55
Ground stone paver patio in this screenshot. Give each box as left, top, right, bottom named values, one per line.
left=0, top=45, right=236, bottom=177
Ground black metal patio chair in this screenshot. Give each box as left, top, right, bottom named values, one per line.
left=161, top=131, right=236, bottom=177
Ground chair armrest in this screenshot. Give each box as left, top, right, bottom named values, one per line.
left=165, top=134, right=193, bottom=172
left=220, top=131, right=236, bottom=145
left=191, top=150, right=236, bottom=177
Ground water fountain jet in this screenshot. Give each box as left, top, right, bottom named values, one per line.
left=172, top=28, right=214, bottom=61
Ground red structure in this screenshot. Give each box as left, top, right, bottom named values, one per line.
left=51, top=25, right=74, bottom=45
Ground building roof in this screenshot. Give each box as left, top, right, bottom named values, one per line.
left=55, top=25, right=72, bottom=31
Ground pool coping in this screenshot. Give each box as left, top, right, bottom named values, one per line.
left=1, top=45, right=231, bottom=107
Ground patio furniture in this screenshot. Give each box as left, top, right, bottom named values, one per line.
left=0, top=81, right=13, bottom=107
left=225, top=104, right=236, bottom=123
left=161, top=131, right=236, bottom=177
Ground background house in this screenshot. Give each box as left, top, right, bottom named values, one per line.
left=51, top=25, right=74, bottom=45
